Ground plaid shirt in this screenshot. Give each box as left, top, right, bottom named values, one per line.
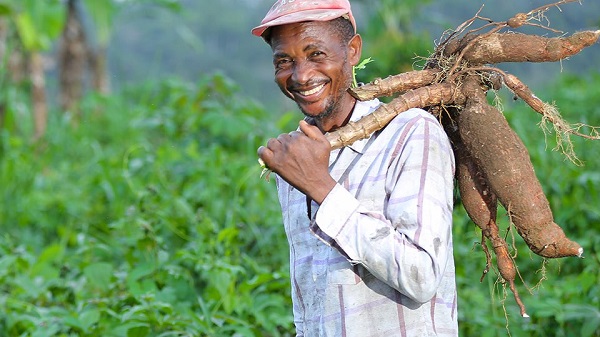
left=276, top=99, right=458, bottom=336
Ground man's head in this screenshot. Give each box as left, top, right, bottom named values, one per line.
left=251, top=0, right=356, bottom=41
left=252, top=0, right=362, bottom=131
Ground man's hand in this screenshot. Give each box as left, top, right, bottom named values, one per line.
left=258, top=120, right=336, bottom=204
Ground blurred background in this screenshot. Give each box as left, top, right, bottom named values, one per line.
left=0, top=0, right=599, bottom=336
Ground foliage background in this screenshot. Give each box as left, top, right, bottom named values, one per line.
left=0, top=0, right=599, bottom=336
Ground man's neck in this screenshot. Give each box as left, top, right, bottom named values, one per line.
left=315, top=95, right=357, bottom=133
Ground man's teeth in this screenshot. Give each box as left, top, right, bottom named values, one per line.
left=300, top=84, right=324, bottom=96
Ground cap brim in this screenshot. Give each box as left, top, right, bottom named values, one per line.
left=251, top=8, right=350, bottom=37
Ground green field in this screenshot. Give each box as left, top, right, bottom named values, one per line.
left=1, top=0, right=599, bottom=335
left=1, top=71, right=599, bottom=336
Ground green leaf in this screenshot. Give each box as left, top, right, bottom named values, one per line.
left=63, top=315, right=84, bottom=331
left=82, top=0, right=116, bottom=45
left=581, top=318, right=600, bottom=337
left=79, top=308, right=101, bottom=332
left=13, top=0, right=65, bottom=51
left=0, top=255, right=17, bottom=277
left=352, top=57, right=374, bottom=88
left=128, top=262, right=156, bottom=282
left=31, top=323, right=61, bottom=337
left=13, top=274, right=44, bottom=299
left=63, top=308, right=101, bottom=333
left=0, top=3, right=12, bottom=16
left=128, top=326, right=151, bottom=337
left=109, top=322, right=150, bottom=337
left=562, top=304, right=600, bottom=320
left=37, top=243, right=65, bottom=264
left=84, top=262, right=114, bottom=291
left=14, top=12, right=39, bottom=50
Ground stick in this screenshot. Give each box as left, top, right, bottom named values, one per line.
left=348, top=69, right=441, bottom=101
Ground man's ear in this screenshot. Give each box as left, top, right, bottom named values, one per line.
left=347, top=34, right=363, bottom=67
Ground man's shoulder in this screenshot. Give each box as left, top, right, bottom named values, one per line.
left=384, top=107, right=442, bottom=133
left=354, top=100, right=438, bottom=128
left=396, top=107, right=436, bottom=122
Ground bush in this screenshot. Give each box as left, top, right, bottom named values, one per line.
left=1, top=72, right=598, bottom=337
left=0, top=73, right=296, bottom=336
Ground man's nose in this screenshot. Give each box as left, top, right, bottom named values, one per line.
left=291, top=59, right=313, bottom=84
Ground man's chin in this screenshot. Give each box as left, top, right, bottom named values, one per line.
left=298, top=102, right=329, bottom=120
left=300, top=108, right=325, bottom=120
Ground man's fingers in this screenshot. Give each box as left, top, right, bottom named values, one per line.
left=288, top=130, right=302, bottom=138
left=299, top=120, right=323, bottom=141
left=268, top=136, right=283, bottom=149
left=258, top=143, right=275, bottom=160
left=257, top=145, right=269, bottom=159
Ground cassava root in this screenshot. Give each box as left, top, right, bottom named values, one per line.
left=348, top=69, right=441, bottom=101
left=327, top=82, right=461, bottom=149
left=441, top=30, right=600, bottom=65
left=450, top=117, right=529, bottom=317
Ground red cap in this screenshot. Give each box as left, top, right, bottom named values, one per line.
left=252, top=0, right=356, bottom=38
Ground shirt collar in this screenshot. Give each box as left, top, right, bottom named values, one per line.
left=344, top=98, right=381, bottom=154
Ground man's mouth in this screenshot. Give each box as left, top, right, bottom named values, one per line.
left=293, top=82, right=327, bottom=101
left=298, top=83, right=325, bottom=96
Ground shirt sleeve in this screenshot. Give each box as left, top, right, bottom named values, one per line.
left=313, top=114, right=455, bottom=303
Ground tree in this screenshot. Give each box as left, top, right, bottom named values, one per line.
left=82, top=0, right=118, bottom=95
left=81, top=0, right=182, bottom=96
left=12, top=0, right=65, bottom=140
left=59, top=0, right=87, bottom=116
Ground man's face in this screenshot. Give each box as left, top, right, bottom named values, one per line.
left=269, top=21, right=359, bottom=122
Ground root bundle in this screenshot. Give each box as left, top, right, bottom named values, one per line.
left=324, top=1, right=599, bottom=316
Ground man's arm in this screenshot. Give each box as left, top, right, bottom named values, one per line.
left=312, top=113, right=455, bottom=303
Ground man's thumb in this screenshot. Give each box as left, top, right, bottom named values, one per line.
left=299, top=120, right=323, bottom=140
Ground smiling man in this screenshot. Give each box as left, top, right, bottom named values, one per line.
left=253, top=1, right=458, bottom=336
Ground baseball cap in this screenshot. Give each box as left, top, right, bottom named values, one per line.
left=251, top=0, right=356, bottom=38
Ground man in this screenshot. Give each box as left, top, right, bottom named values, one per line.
left=253, top=1, right=458, bottom=336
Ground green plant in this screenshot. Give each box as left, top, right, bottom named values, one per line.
left=1, top=69, right=598, bottom=337
left=0, top=73, right=297, bottom=336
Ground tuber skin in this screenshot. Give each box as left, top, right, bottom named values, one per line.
left=450, top=104, right=529, bottom=317
left=327, top=82, right=461, bottom=149
left=488, top=213, right=529, bottom=318
left=348, top=69, right=441, bottom=101
left=452, top=136, right=497, bottom=230
left=457, top=75, right=583, bottom=258
left=442, top=31, right=600, bottom=65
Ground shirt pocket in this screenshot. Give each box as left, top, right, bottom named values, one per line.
left=326, top=258, right=362, bottom=285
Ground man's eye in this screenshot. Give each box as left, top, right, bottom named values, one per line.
left=310, top=51, right=324, bottom=58
left=275, top=59, right=292, bottom=68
